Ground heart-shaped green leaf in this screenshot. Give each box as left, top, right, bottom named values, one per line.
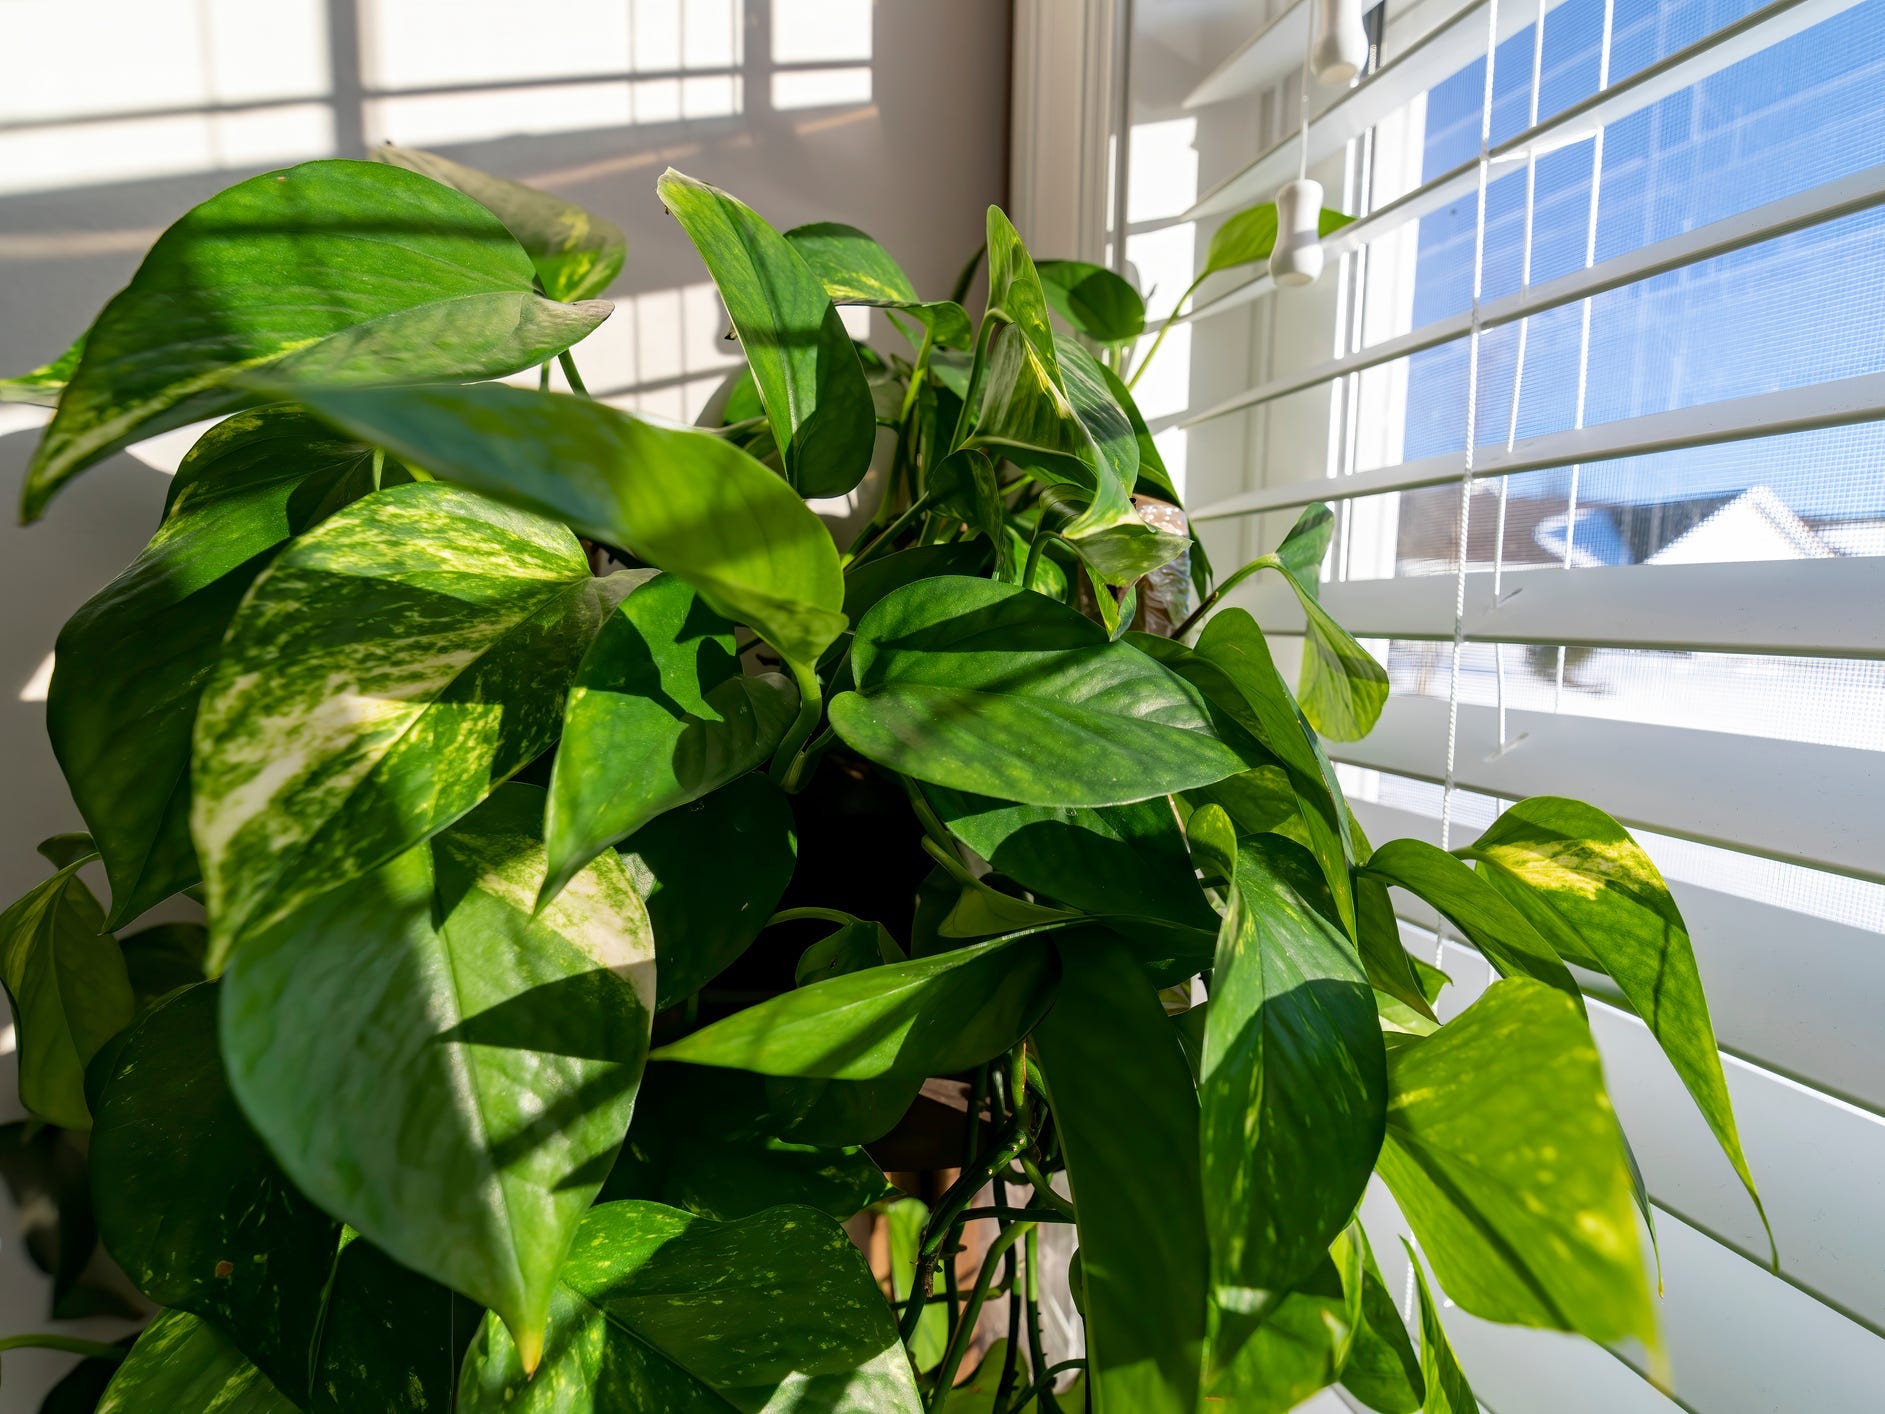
left=829, top=576, right=1255, bottom=807
left=1377, top=979, right=1655, bottom=1348
left=89, top=983, right=338, bottom=1401
left=659, top=169, right=876, bottom=498
left=654, top=930, right=1056, bottom=1081
left=1363, top=839, right=1580, bottom=1003
left=221, top=785, right=655, bottom=1371
left=1033, top=930, right=1208, bottom=1414
left=786, top=221, right=972, bottom=348
left=1463, top=796, right=1768, bottom=1254
left=51, top=408, right=401, bottom=929
left=1205, top=1232, right=1361, bottom=1412
left=620, top=773, right=797, bottom=1010
left=22, top=159, right=608, bottom=518
left=1156, top=609, right=1359, bottom=935
left=1203, top=202, right=1356, bottom=281
left=1202, top=833, right=1385, bottom=1300
left=543, top=573, right=797, bottom=906
left=458, top=1201, right=921, bottom=1412
left=289, top=383, right=847, bottom=672
left=375, top=145, right=626, bottom=302
left=928, top=787, right=1218, bottom=936
left=1036, top=260, right=1146, bottom=344
left=192, top=480, right=631, bottom=959
left=0, top=851, right=131, bottom=1129
left=97, top=1311, right=291, bottom=1414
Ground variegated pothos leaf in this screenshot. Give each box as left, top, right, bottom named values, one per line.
left=192, top=480, right=633, bottom=963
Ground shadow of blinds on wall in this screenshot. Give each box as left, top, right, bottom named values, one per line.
left=1116, top=0, right=1885, bottom=1408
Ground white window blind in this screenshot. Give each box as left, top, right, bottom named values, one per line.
left=1119, top=0, right=1885, bottom=1408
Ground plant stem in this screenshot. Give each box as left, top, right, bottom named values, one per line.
left=846, top=489, right=939, bottom=570
left=1021, top=1225, right=1063, bottom=1414
left=0, top=1334, right=126, bottom=1361
left=899, top=1124, right=1031, bottom=1345
left=927, top=1220, right=1036, bottom=1413
left=557, top=349, right=591, bottom=397
left=1001, top=1361, right=1087, bottom=1414
left=1172, top=552, right=1278, bottom=639
left=769, top=657, right=824, bottom=790
left=1014, top=1157, right=1076, bottom=1219
left=1021, top=518, right=1049, bottom=591
left=1126, top=272, right=1207, bottom=391
left=956, top=1206, right=1076, bottom=1225
left=949, top=314, right=1000, bottom=452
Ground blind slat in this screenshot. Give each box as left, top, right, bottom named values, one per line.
left=1163, top=161, right=1885, bottom=432
left=1224, top=557, right=1885, bottom=657
left=1181, top=0, right=1310, bottom=111
left=1326, top=697, right=1885, bottom=882
left=1188, top=370, right=1885, bottom=520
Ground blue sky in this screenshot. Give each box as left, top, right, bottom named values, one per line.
left=1396, top=0, right=1885, bottom=518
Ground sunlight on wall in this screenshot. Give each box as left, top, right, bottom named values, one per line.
left=771, top=0, right=870, bottom=110
left=1124, top=117, right=1202, bottom=493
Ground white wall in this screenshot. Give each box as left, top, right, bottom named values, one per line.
left=0, top=1, right=1011, bottom=1404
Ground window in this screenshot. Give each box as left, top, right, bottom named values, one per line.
left=1125, top=0, right=1885, bottom=1406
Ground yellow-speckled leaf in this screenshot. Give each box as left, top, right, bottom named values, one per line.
left=97, top=1310, right=292, bottom=1414
left=192, top=480, right=631, bottom=960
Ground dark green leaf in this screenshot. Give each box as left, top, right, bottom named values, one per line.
left=310, top=1233, right=480, bottom=1414
left=829, top=576, right=1255, bottom=807
left=1036, top=260, right=1146, bottom=344
left=1203, top=834, right=1385, bottom=1299
left=1362, top=839, right=1580, bottom=1003
left=1402, top=1244, right=1477, bottom=1414
left=1096, top=358, right=1181, bottom=504
left=1463, top=796, right=1767, bottom=1251
left=604, top=1068, right=895, bottom=1224
left=654, top=929, right=1056, bottom=1081
left=795, top=919, right=905, bottom=987
left=543, top=573, right=796, bottom=905
left=1340, top=1227, right=1424, bottom=1413
left=0, top=1121, right=125, bottom=1322
left=289, top=383, right=848, bottom=672
left=659, top=170, right=876, bottom=498
left=1272, top=503, right=1335, bottom=584
left=785, top=221, right=972, bottom=348
left=841, top=542, right=991, bottom=627
left=51, top=407, right=400, bottom=928
left=1280, top=563, right=1388, bottom=741
left=619, top=773, right=797, bottom=1010
left=97, top=1311, right=291, bottom=1413
left=22, top=159, right=608, bottom=518
left=222, top=785, right=655, bottom=1370
left=456, top=1201, right=921, bottom=1412
left=376, top=144, right=625, bottom=301
left=34, top=834, right=96, bottom=871
left=192, top=480, right=631, bottom=959
left=1033, top=930, right=1207, bottom=1414
left=90, top=983, right=337, bottom=1401
left=0, top=854, right=131, bottom=1129
left=928, top=787, right=1218, bottom=935
left=119, top=921, right=208, bottom=1007
left=1170, top=608, right=1359, bottom=934
left=1377, top=979, right=1655, bottom=1347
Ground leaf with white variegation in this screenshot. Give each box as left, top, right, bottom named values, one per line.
left=21, top=159, right=608, bottom=519
left=192, top=480, right=632, bottom=960
left=543, top=572, right=797, bottom=906
left=786, top=221, right=972, bottom=348
left=288, top=383, right=848, bottom=673
left=457, top=1201, right=921, bottom=1413
left=51, top=407, right=403, bottom=928
left=221, top=785, right=654, bottom=1373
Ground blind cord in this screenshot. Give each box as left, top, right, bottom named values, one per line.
left=1298, top=4, right=1315, bottom=181
left=1437, top=0, right=1505, bottom=907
